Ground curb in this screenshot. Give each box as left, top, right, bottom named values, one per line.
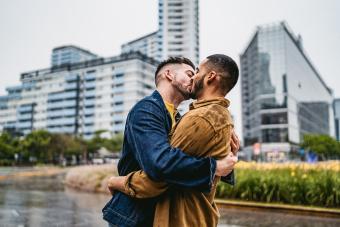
left=215, top=199, right=340, bottom=218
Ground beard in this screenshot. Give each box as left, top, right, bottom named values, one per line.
left=172, top=79, right=192, bottom=100
left=172, top=76, right=191, bottom=100
left=190, top=74, right=205, bottom=99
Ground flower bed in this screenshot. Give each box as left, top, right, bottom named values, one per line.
left=216, top=161, right=340, bottom=208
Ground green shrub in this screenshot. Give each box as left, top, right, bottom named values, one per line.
left=216, top=161, right=340, bottom=208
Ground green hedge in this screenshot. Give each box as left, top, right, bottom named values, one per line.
left=216, top=162, right=340, bottom=208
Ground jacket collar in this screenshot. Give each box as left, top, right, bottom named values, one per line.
left=189, top=97, right=230, bottom=110
left=151, top=90, right=164, bottom=103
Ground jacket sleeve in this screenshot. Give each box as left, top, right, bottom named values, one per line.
left=123, top=170, right=168, bottom=199
left=121, top=169, right=234, bottom=199
left=221, top=170, right=235, bottom=185
left=126, top=100, right=216, bottom=192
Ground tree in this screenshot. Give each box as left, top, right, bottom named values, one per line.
left=21, top=130, right=52, bottom=163
left=0, top=132, right=17, bottom=159
left=104, top=133, right=124, bottom=152
left=47, top=133, right=83, bottom=164
left=86, top=130, right=107, bottom=154
left=301, top=134, right=340, bottom=160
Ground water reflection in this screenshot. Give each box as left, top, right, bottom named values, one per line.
left=0, top=174, right=109, bottom=227
left=0, top=171, right=339, bottom=227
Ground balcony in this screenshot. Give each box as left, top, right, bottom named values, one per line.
left=17, top=121, right=32, bottom=129
left=18, top=105, right=33, bottom=112
left=64, top=82, right=78, bottom=90
left=84, top=81, right=96, bottom=89
left=65, top=74, right=78, bottom=82
left=17, top=113, right=32, bottom=120
left=47, top=117, right=76, bottom=126
left=47, top=100, right=77, bottom=109
left=48, top=91, right=77, bottom=101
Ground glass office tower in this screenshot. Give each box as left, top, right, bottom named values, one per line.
left=240, top=22, right=334, bottom=160
left=334, top=98, right=340, bottom=141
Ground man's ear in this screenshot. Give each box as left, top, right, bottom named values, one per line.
left=164, top=69, right=174, bottom=81
left=207, top=71, right=217, bottom=83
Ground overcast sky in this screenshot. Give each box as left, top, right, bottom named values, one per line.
left=1, top=0, right=339, bottom=138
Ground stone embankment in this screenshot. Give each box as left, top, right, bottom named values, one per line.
left=64, top=164, right=117, bottom=194
left=0, top=166, right=66, bottom=181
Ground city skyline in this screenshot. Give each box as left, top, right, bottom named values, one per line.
left=1, top=0, right=339, bottom=139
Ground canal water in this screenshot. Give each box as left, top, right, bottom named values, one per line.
left=0, top=168, right=339, bottom=227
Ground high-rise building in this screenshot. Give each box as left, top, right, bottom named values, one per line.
left=334, top=98, right=340, bottom=141
left=0, top=86, right=22, bottom=135
left=157, top=0, right=199, bottom=65
left=0, top=51, right=157, bottom=139
left=121, top=32, right=158, bottom=60
left=240, top=22, right=334, bottom=160
left=51, top=45, right=98, bottom=67
left=121, top=0, right=199, bottom=65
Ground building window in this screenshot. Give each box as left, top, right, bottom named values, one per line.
left=115, top=73, right=124, bottom=78
left=262, top=128, right=288, bottom=143
left=261, top=112, right=288, bottom=125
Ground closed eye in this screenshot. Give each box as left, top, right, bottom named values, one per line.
left=186, top=70, right=194, bottom=78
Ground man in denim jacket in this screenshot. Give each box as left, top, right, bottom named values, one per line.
left=102, top=57, right=239, bottom=227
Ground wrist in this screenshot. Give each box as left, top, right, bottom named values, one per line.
left=108, top=176, right=126, bottom=192
left=215, top=160, right=222, bottom=176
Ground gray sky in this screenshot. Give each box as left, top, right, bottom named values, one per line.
left=1, top=0, right=339, bottom=138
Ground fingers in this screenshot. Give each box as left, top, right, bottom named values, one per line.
left=217, top=152, right=239, bottom=176
left=231, top=131, right=240, bottom=155
left=107, top=176, right=117, bottom=195
left=233, top=133, right=240, bottom=149
left=224, top=169, right=233, bottom=176
left=108, top=187, right=116, bottom=195
left=230, top=155, right=238, bottom=163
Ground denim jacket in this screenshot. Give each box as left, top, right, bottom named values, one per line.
left=102, top=90, right=234, bottom=227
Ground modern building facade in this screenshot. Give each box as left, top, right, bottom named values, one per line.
left=121, top=0, right=199, bottom=65
left=334, top=98, right=340, bottom=141
left=240, top=22, right=334, bottom=160
left=51, top=45, right=98, bottom=67
left=0, top=51, right=157, bottom=139
left=157, top=0, right=199, bottom=65
left=121, top=32, right=158, bottom=60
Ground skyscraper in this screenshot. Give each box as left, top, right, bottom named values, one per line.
left=121, top=0, right=199, bottom=65
left=240, top=22, right=334, bottom=161
left=334, top=98, right=340, bottom=141
left=157, top=0, right=199, bottom=65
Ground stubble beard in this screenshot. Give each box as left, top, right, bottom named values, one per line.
left=172, top=77, right=192, bottom=101
left=190, top=75, right=205, bottom=99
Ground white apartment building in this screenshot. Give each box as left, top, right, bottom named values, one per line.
left=0, top=51, right=157, bottom=139
left=51, top=45, right=98, bottom=67
left=121, top=32, right=158, bottom=60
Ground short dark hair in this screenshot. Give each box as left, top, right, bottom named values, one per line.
left=154, top=57, right=195, bottom=85
left=206, top=54, right=239, bottom=95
